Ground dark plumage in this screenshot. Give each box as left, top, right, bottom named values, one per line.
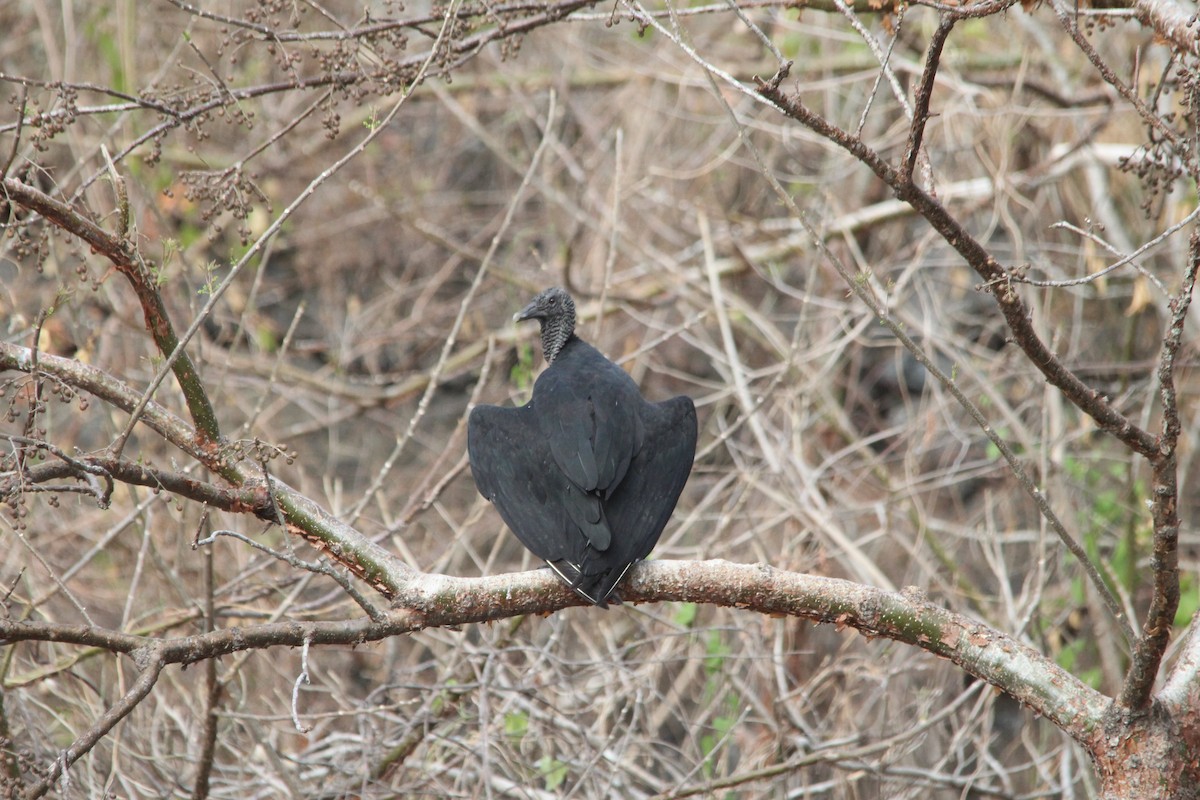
left=468, top=287, right=697, bottom=606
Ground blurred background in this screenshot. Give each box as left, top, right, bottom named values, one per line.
left=2, top=0, right=1197, bottom=796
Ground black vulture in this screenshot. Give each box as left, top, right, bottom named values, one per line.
left=468, top=287, right=697, bottom=607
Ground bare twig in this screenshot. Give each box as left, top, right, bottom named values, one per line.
left=99, top=145, right=129, bottom=238
left=831, top=0, right=912, bottom=121
left=399, top=336, right=499, bottom=527
left=190, top=519, right=220, bottom=800
left=1051, top=0, right=1187, bottom=155
left=290, top=637, right=314, bottom=734
left=902, top=15, right=955, bottom=183
left=1024, top=208, right=1199, bottom=292
left=0, top=83, right=26, bottom=180
left=593, top=128, right=622, bottom=339
left=1118, top=228, right=1197, bottom=710
left=757, top=71, right=1162, bottom=460
left=750, top=65, right=1136, bottom=642
left=28, top=648, right=166, bottom=799
left=195, top=528, right=383, bottom=620
left=2, top=434, right=114, bottom=507
left=699, top=211, right=781, bottom=472
left=348, top=88, right=557, bottom=524
left=239, top=300, right=308, bottom=436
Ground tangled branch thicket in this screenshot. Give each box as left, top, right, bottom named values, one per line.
left=1, top=0, right=1198, bottom=797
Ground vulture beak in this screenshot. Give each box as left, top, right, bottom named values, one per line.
left=513, top=299, right=541, bottom=323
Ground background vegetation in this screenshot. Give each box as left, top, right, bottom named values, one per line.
left=1, top=0, right=1197, bottom=797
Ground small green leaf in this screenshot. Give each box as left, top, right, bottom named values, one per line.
left=704, top=630, right=731, bottom=674
left=504, top=711, right=528, bottom=741
left=537, top=756, right=567, bottom=791
left=1176, top=574, right=1198, bottom=627
left=673, top=602, right=698, bottom=627
left=511, top=341, right=536, bottom=400
left=256, top=325, right=279, bottom=353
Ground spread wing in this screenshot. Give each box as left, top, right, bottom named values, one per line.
left=468, top=340, right=696, bottom=607
left=468, top=403, right=574, bottom=563
left=605, top=395, right=698, bottom=565
left=545, top=395, right=695, bottom=604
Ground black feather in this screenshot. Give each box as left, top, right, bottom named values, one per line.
left=468, top=287, right=697, bottom=606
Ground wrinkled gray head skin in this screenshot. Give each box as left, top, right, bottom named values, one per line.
left=514, top=287, right=576, bottom=364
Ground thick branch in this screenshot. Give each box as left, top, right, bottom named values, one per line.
left=0, top=561, right=1113, bottom=745
left=1135, top=0, right=1200, bottom=58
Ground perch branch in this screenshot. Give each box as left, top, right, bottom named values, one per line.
left=0, top=561, right=1112, bottom=746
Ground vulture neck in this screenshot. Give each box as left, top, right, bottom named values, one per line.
left=540, top=316, right=576, bottom=365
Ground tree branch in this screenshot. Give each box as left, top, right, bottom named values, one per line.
left=0, top=343, right=208, bottom=462
left=0, top=561, right=1113, bottom=746
left=25, top=648, right=165, bottom=800
left=1051, top=0, right=1188, bottom=155
left=0, top=341, right=416, bottom=597
left=756, top=73, right=1162, bottom=459
left=1161, top=614, right=1200, bottom=712
left=902, top=15, right=954, bottom=182
left=746, top=65, right=1135, bottom=640
left=1118, top=228, right=1198, bottom=710
left=1134, top=0, right=1200, bottom=60
left=1, top=456, right=268, bottom=516
left=1, top=177, right=220, bottom=443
